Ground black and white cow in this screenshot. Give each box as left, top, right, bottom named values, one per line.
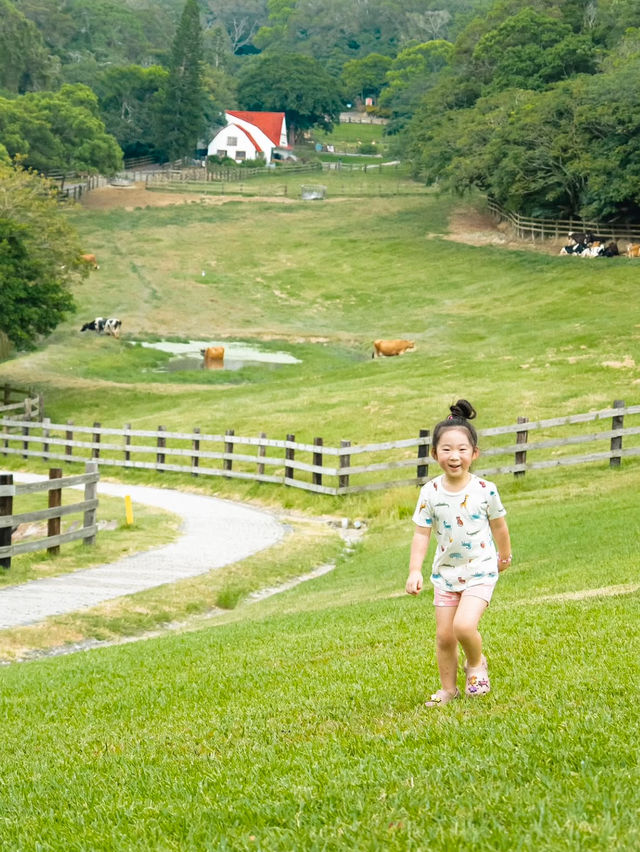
left=80, top=317, right=122, bottom=337
left=81, top=317, right=106, bottom=332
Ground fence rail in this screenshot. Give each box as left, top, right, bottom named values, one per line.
left=1, top=402, right=637, bottom=496
left=0, top=385, right=42, bottom=421
left=0, top=462, right=99, bottom=568
left=486, top=197, right=640, bottom=243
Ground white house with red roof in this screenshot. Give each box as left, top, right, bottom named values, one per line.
left=207, top=111, right=289, bottom=164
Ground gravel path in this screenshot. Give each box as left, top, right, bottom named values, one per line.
left=0, top=478, right=286, bottom=630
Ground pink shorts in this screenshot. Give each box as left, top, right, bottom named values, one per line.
left=434, top=584, right=496, bottom=607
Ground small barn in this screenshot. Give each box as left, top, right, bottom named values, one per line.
left=207, top=111, right=289, bottom=165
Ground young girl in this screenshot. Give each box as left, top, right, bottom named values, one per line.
left=405, top=399, right=512, bottom=707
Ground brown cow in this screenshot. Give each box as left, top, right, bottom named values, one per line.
left=80, top=253, right=99, bottom=269
left=372, top=339, right=415, bottom=358
left=626, top=243, right=640, bottom=258
left=201, top=345, right=225, bottom=368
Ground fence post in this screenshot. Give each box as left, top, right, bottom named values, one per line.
left=83, top=460, right=98, bottom=545
left=22, top=420, right=30, bottom=459
left=92, top=422, right=101, bottom=460
left=339, top=440, right=351, bottom=491
left=65, top=420, right=73, bottom=463
left=257, top=432, right=267, bottom=476
left=2, top=415, right=7, bottom=456
left=224, top=429, right=234, bottom=475
left=312, top=437, right=323, bottom=486
left=515, top=417, right=529, bottom=478
left=417, top=429, right=430, bottom=480
left=38, top=393, right=44, bottom=420
left=124, top=423, right=131, bottom=466
left=157, top=425, right=166, bottom=472
left=0, top=473, right=14, bottom=569
left=47, top=468, right=62, bottom=556
left=610, top=399, right=624, bottom=468
left=42, top=417, right=51, bottom=461
left=2, top=384, right=9, bottom=405
left=192, top=427, right=200, bottom=476
left=285, top=433, right=295, bottom=482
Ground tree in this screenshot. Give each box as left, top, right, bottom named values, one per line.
left=0, top=0, right=59, bottom=93
left=96, top=65, right=168, bottom=160
left=0, top=163, right=87, bottom=351
left=341, top=54, right=392, bottom=105
left=471, top=8, right=597, bottom=92
left=0, top=84, right=122, bottom=177
left=237, top=53, right=343, bottom=140
left=379, top=40, right=454, bottom=134
left=199, top=0, right=268, bottom=55
left=154, top=0, right=206, bottom=162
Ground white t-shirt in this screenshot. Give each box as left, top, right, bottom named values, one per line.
left=412, top=473, right=507, bottom=592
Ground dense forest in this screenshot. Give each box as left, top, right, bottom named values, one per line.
left=2, top=0, right=640, bottom=221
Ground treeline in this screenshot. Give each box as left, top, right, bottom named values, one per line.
left=399, top=0, right=640, bottom=221
left=2, top=0, right=640, bottom=221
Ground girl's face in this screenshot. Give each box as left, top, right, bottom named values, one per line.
left=431, top=427, right=479, bottom=487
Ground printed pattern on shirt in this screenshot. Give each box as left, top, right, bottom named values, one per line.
left=413, top=474, right=506, bottom=592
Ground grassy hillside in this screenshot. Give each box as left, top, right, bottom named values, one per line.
left=0, top=176, right=639, bottom=849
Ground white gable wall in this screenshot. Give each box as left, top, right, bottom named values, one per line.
left=207, top=113, right=288, bottom=164
left=207, top=126, right=261, bottom=162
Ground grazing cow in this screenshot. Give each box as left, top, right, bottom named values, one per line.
left=201, top=345, right=225, bottom=368
left=627, top=243, right=640, bottom=258
left=81, top=317, right=121, bottom=337
left=81, top=317, right=106, bottom=333
left=372, top=339, right=415, bottom=358
left=80, top=253, right=99, bottom=269
left=103, top=318, right=122, bottom=338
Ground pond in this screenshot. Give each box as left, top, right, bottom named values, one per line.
left=140, top=339, right=302, bottom=372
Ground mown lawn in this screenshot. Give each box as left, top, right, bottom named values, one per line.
left=0, top=465, right=638, bottom=850
left=0, top=172, right=639, bottom=849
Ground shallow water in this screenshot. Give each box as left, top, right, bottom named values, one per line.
left=140, top=339, right=301, bottom=372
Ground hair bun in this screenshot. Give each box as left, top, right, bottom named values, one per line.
left=449, top=399, right=477, bottom=420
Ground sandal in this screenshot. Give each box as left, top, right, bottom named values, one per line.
left=424, top=688, right=460, bottom=708
left=464, top=655, right=490, bottom=696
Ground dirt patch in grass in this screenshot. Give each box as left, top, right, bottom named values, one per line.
left=433, top=203, right=565, bottom=255
left=81, top=183, right=296, bottom=211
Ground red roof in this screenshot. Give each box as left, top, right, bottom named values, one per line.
left=226, top=111, right=285, bottom=147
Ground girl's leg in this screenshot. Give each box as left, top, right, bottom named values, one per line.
left=434, top=606, right=459, bottom=694
left=452, top=595, right=488, bottom=669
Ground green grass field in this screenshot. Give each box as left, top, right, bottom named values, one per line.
left=0, top=172, right=639, bottom=849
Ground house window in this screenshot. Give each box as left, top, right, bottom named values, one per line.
left=235, top=151, right=246, bottom=160
left=217, top=149, right=227, bottom=158
left=227, top=136, right=238, bottom=146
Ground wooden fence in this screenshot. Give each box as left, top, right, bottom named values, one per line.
left=486, top=197, right=640, bottom=244
left=0, top=385, right=42, bottom=421
left=0, top=402, right=637, bottom=496
left=0, top=462, right=99, bottom=568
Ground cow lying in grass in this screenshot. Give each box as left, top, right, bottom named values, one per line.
left=372, top=339, right=415, bottom=358
left=81, top=317, right=122, bottom=338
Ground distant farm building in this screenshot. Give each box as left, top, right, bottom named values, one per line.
left=207, top=111, right=291, bottom=165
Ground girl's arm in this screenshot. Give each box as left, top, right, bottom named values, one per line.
left=406, top=525, right=431, bottom=594
left=490, top=517, right=512, bottom=572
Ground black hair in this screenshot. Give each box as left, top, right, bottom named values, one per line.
left=432, top=399, right=478, bottom=451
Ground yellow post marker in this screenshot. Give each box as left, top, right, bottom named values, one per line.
left=124, top=495, right=134, bottom=526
